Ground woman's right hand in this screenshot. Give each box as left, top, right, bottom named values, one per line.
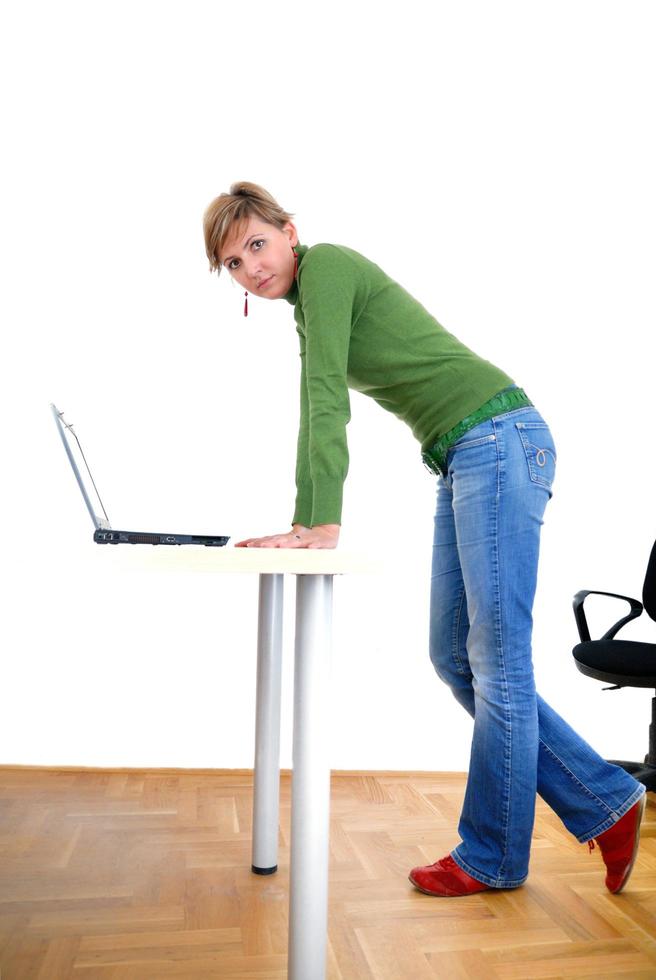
left=234, top=524, right=311, bottom=549
left=234, top=523, right=340, bottom=548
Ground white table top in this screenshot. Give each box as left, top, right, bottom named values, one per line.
left=106, top=544, right=387, bottom=575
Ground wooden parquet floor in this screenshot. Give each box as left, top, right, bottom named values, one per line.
left=0, top=768, right=654, bottom=979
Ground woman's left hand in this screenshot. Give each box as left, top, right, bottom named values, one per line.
left=235, top=524, right=340, bottom=549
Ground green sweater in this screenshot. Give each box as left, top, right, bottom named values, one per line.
left=283, top=242, right=515, bottom=528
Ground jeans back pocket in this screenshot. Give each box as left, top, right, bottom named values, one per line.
left=515, top=421, right=557, bottom=496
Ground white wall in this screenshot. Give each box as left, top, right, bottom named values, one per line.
left=2, top=1, right=654, bottom=774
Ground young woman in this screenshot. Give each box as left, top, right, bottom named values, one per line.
left=203, top=181, right=647, bottom=897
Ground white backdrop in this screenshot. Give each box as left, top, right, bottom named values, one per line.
left=2, top=1, right=654, bottom=774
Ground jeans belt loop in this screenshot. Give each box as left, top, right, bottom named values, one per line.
left=421, top=386, right=534, bottom=477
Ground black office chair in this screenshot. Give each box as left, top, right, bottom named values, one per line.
left=572, top=537, right=656, bottom=792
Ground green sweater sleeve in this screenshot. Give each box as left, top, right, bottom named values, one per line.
left=291, top=334, right=313, bottom=527
left=293, top=245, right=356, bottom=526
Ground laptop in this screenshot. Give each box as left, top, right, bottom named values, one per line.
left=51, top=403, right=230, bottom=546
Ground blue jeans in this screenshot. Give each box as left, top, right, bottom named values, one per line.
left=429, top=399, right=646, bottom=888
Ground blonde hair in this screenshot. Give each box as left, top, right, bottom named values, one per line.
left=203, top=181, right=295, bottom=276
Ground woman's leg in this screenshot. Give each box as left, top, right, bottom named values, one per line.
left=429, top=406, right=644, bottom=887
left=533, top=698, right=645, bottom=841
left=430, top=406, right=541, bottom=886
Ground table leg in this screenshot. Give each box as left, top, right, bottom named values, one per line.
left=252, top=572, right=284, bottom=875
left=288, top=573, right=334, bottom=980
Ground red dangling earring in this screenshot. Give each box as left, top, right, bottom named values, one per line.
left=244, top=290, right=248, bottom=317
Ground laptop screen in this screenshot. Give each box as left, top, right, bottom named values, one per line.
left=51, top=403, right=111, bottom=531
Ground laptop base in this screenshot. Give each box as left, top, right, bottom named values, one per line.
left=94, top=529, right=229, bottom=547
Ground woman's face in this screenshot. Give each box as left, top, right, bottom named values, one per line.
left=220, top=217, right=299, bottom=300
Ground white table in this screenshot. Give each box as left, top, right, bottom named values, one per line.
left=111, top=545, right=380, bottom=980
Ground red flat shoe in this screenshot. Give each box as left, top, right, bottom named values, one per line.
left=408, top=854, right=493, bottom=897
left=587, top=794, right=647, bottom=894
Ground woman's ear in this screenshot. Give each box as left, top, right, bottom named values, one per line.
left=284, top=220, right=299, bottom=246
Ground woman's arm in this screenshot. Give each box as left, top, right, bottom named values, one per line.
left=236, top=248, right=356, bottom=549
left=299, top=247, right=355, bottom=527
left=291, top=338, right=313, bottom=527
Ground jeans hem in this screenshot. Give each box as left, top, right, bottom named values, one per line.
left=576, top=783, right=647, bottom=843
left=450, top=847, right=528, bottom=889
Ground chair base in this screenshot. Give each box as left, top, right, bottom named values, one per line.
left=607, top=759, right=656, bottom=792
